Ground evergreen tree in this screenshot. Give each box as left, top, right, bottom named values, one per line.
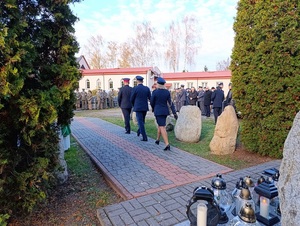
left=0, top=0, right=81, bottom=219
left=230, top=0, right=300, bottom=157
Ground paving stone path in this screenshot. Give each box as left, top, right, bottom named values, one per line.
left=71, top=116, right=281, bottom=226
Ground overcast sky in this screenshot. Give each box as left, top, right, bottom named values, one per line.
left=70, top=0, right=238, bottom=72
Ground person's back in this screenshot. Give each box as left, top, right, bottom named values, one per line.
left=151, top=89, right=171, bottom=116
left=131, top=83, right=151, bottom=112
left=211, top=83, right=225, bottom=123
left=204, top=89, right=212, bottom=106
left=118, top=78, right=133, bottom=134
left=212, top=87, right=224, bottom=108
left=130, top=76, right=151, bottom=141
left=118, top=84, right=132, bottom=109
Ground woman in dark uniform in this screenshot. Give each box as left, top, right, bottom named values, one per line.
left=150, top=77, right=178, bottom=151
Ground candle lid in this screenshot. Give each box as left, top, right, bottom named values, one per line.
left=257, top=176, right=265, bottom=185
left=211, top=174, right=226, bottom=189
left=239, top=203, right=256, bottom=223
left=239, top=187, right=252, bottom=200
left=243, top=176, right=254, bottom=187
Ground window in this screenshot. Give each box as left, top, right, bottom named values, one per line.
left=187, top=82, right=193, bottom=88
left=109, top=79, right=113, bottom=89
left=202, top=82, right=208, bottom=88
left=173, top=82, right=180, bottom=89
left=86, top=79, right=90, bottom=89
left=96, top=79, right=101, bottom=89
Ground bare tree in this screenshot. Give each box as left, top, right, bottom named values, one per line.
left=84, top=35, right=107, bottom=69
left=106, top=41, right=118, bottom=68
left=216, top=57, right=230, bottom=71
left=131, top=21, right=157, bottom=67
left=118, top=41, right=133, bottom=68
left=163, top=21, right=181, bottom=72
left=181, top=15, right=201, bottom=71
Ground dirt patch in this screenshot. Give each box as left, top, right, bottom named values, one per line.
left=9, top=145, right=122, bottom=226
left=232, top=145, right=276, bottom=167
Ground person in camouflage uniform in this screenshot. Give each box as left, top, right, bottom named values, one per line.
left=96, top=88, right=102, bottom=110
left=87, top=90, right=93, bottom=110
left=81, top=88, right=87, bottom=110
left=102, top=90, right=108, bottom=109
left=75, top=89, right=81, bottom=110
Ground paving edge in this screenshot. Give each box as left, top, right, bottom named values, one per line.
left=72, top=134, right=133, bottom=200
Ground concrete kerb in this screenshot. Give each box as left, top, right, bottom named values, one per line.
left=72, top=133, right=134, bottom=200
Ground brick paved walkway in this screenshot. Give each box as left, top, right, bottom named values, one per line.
left=71, top=117, right=281, bottom=226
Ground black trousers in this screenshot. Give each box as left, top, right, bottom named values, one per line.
left=213, top=107, right=222, bottom=124
left=136, top=111, right=147, bottom=139
left=205, top=105, right=211, bottom=117
left=122, top=108, right=132, bottom=133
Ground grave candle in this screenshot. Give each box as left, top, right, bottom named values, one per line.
left=260, top=196, right=269, bottom=219
left=197, top=203, right=207, bottom=226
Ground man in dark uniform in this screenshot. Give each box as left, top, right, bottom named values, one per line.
left=211, top=82, right=225, bottom=124
left=130, top=76, right=151, bottom=141
left=203, top=86, right=212, bottom=118
left=118, top=78, right=133, bottom=134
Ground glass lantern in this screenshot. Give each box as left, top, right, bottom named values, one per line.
left=244, top=176, right=255, bottom=199
left=252, top=176, right=265, bottom=207
left=186, top=186, right=221, bottom=226
left=229, top=203, right=261, bottom=226
left=232, top=177, right=245, bottom=216
left=254, top=181, right=280, bottom=225
left=236, top=187, right=256, bottom=219
left=211, top=174, right=233, bottom=224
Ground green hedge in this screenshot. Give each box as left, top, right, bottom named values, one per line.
left=230, top=0, right=300, bottom=158
left=0, top=1, right=81, bottom=222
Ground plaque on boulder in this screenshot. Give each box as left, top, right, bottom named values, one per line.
left=278, top=111, right=300, bottom=225
left=174, top=106, right=202, bottom=143
left=210, top=105, right=239, bottom=155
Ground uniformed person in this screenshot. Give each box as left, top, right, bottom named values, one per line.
left=75, top=89, right=81, bottom=110
left=81, top=89, right=87, bottom=110
left=96, top=88, right=101, bottom=109
left=150, top=77, right=178, bottom=150
left=87, top=90, right=93, bottom=110
left=130, top=76, right=151, bottom=141
left=118, top=78, right=133, bottom=134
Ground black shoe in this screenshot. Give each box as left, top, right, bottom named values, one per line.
left=141, top=138, right=148, bottom=141
left=155, top=140, right=160, bottom=145
left=125, top=131, right=130, bottom=134
left=163, top=144, right=170, bottom=151
left=137, top=131, right=140, bottom=136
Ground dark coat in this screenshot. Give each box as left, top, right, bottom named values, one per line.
left=188, top=91, right=198, bottom=105
left=211, top=88, right=225, bottom=108
left=204, top=90, right=212, bottom=105
left=118, top=85, right=133, bottom=109
left=130, top=84, right=151, bottom=112
left=150, top=89, right=176, bottom=116
left=179, top=88, right=187, bottom=102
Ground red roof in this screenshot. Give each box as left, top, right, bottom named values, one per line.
left=162, top=70, right=231, bottom=80
left=81, top=67, right=155, bottom=75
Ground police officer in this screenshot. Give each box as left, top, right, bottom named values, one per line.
left=150, top=77, right=178, bottom=150
left=211, top=83, right=225, bottom=124
left=118, top=78, right=133, bottom=134
left=130, top=76, right=151, bottom=141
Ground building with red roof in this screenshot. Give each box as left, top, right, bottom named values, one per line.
left=78, top=64, right=232, bottom=94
